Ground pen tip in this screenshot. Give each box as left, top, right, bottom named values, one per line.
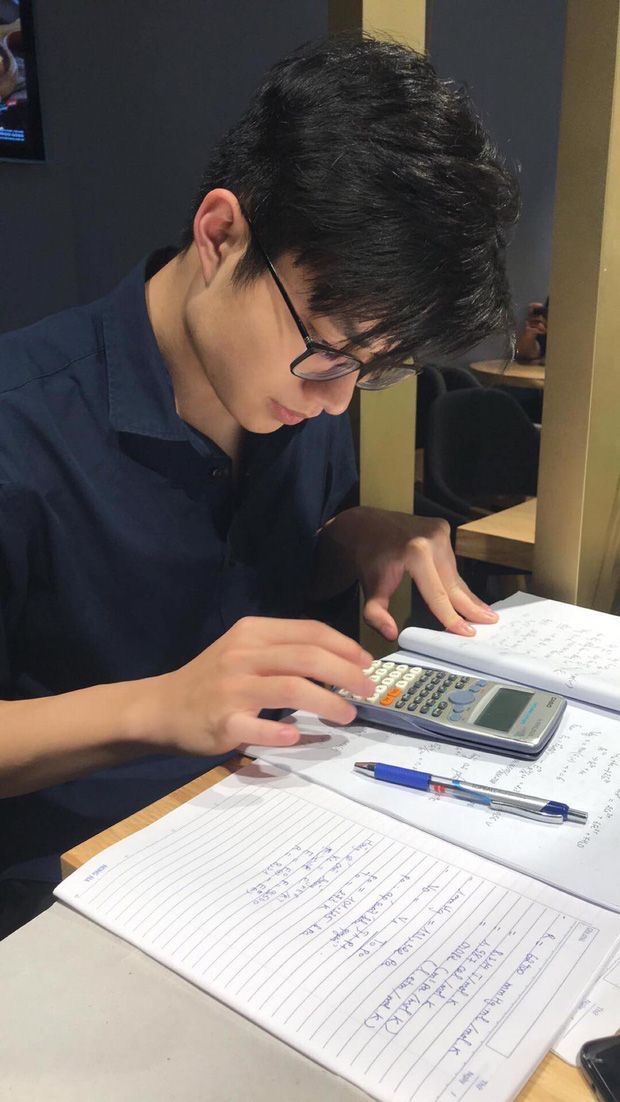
left=354, top=762, right=375, bottom=771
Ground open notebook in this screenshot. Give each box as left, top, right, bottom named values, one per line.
left=245, top=594, right=620, bottom=1064
left=398, top=592, right=620, bottom=713
left=56, top=764, right=620, bottom=1102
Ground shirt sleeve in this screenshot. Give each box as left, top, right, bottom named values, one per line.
left=0, top=483, right=43, bottom=699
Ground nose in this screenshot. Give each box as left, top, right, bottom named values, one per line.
left=302, top=372, right=358, bottom=416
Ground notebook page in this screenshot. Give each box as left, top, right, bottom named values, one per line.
left=398, top=595, right=620, bottom=712
left=553, top=947, right=620, bottom=1064
left=56, top=765, right=620, bottom=1102
left=247, top=701, right=620, bottom=912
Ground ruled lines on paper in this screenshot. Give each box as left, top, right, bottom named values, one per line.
left=398, top=596, right=620, bottom=712
left=56, top=769, right=620, bottom=1102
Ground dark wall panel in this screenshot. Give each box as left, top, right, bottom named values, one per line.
left=1, top=1, right=327, bottom=333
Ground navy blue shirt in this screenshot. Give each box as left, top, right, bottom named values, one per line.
left=0, top=252, right=357, bottom=883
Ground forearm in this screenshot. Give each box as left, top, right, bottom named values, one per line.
left=0, top=678, right=159, bottom=798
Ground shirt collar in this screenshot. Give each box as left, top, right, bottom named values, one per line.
left=103, top=249, right=189, bottom=441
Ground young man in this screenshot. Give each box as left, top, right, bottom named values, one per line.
left=0, top=37, right=518, bottom=931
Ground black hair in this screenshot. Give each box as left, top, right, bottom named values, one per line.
left=180, top=35, right=520, bottom=369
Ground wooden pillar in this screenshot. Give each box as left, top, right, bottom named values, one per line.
left=533, top=0, right=620, bottom=612
left=329, top=1, right=426, bottom=653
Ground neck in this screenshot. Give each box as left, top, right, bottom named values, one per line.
left=145, top=249, right=242, bottom=460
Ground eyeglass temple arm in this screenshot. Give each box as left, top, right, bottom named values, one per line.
left=243, top=212, right=314, bottom=350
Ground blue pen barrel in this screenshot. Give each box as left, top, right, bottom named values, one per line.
left=374, top=764, right=431, bottom=790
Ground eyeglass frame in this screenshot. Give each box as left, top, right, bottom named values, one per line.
left=244, top=215, right=417, bottom=390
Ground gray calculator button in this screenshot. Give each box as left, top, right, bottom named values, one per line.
left=395, top=699, right=406, bottom=709
left=448, top=690, right=475, bottom=705
left=474, top=679, right=487, bottom=689
left=407, top=702, right=418, bottom=712
left=420, top=705, right=430, bottom=714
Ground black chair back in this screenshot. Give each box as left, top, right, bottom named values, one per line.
left=415, top=364, right=446, bottom=449
left=424, top=388, right=539, bottom=519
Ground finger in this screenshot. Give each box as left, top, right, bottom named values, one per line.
left=245, top=675, right=358, bottom=725
left=251, top=645, right=376, bottom=696
left=236, top=616, right=372, bottom=667
left=362, top=595, right=399, bottom=640
left=445, top=581, right=498, bottom=624
left=404, top=539, right=474, bottom=635
left=223, top=712, right=301, bottom=750
left=432, top=543, right=499, bottom=623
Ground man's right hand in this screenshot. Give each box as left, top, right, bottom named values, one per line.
left=133, top=617, right=376, bottom=756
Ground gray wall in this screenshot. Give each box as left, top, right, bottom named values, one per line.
left=0, top=1, right=327, bottom=333
left=428, top=0, right=567, bottom=338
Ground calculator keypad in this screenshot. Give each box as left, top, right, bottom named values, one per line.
left=339, top=660, right=487, bottom=724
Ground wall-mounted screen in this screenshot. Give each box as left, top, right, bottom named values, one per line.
left=0, top=0, right=44, bottom=161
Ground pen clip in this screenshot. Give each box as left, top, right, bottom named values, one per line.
left=490, top=802, right=564, bottom=824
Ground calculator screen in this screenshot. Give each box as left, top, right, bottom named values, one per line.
left=475, top=688, right=534, bottom=732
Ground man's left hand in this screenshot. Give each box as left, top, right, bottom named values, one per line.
left=321, top=506, right=499, bottom=641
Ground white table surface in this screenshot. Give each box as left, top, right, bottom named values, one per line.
left=0, top=902, right=371, bottom=1101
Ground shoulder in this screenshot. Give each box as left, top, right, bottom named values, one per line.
left=0, top=298, right=104, bottom=398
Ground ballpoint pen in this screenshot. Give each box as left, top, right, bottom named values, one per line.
left=354, top=762, right=588, bottom=824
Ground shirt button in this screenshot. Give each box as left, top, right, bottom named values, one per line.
left=210, top=467, right=229, bottom=479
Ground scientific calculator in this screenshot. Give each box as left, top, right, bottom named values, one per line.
left=337, top=658, right=566, bottom=758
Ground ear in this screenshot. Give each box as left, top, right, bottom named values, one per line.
left=192, top=189, right=248, bottom=284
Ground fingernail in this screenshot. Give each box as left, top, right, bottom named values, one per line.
left=481, top=608, right=498, bottom=620
left=454, top=621, right=476, bottom=636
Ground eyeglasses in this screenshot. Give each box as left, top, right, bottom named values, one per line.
left=247, top=220, right=417, bottom=391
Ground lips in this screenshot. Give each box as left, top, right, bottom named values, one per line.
left=270, top=399, right=309, bottom=425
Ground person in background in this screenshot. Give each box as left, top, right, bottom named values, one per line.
left=515, top=298, right=548, bottom=362
left=0, top=36, right=519, bottom=935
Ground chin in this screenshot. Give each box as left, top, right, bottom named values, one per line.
left=238, top=408, right=282, bottom=434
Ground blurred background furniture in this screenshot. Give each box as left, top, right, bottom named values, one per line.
left=423, top=388, right=540, bottom=520
left=469, top=359, right=545, bottom=389
left=455, top=498, right=537, bottom=572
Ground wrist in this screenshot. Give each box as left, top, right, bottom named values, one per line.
left=119, top=673, right=179, bottom=753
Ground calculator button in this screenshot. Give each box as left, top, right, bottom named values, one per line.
left=380, top=689, right=401, bottom=705
left=448, top=690, right=475, bottom=705
left=431, top=707, right=443, bottom=716
left=420, top=705, right=430, bottom=714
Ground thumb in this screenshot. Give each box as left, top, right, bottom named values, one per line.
left=362, top=595, right=399, bottom=641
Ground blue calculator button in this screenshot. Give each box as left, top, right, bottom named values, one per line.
left=448, top=690, right=475, bottom=705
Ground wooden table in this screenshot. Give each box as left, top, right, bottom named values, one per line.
left=455, top=498, right=537, bottom=571
left=470, top=359, right=545, bottom=389
left=61, top=755, right=591, bottom=1102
